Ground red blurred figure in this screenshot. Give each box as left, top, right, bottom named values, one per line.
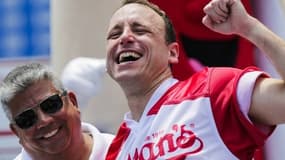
left=150, top=0, right=255, bottom=81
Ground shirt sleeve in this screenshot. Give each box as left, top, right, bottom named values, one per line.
left=236, top=71, right=263, bottom=122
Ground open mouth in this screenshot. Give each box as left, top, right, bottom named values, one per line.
left=117, top=52, right=142, bottom=64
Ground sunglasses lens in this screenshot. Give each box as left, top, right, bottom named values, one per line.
left=13, top=93, right=65, bottom=129
left=14, top=109, right=37, bottom=129
left=40, top=94, right=63, bottom=114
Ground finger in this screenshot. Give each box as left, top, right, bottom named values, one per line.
left=204, top=3, right=227, bottom=24
left=214, top=4, right=228, bottom=22
left=213, top=0, right=228, bottom=18
left=218, top=0, right=230, bottom=15
left=202, top=15, right=231, bottom=35
left=202, top=15, right=214, bottom=29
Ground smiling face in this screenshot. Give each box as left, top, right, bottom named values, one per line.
left=106, top=3, right=179, bottom=89
left=9, top=80, right=82, bottom=155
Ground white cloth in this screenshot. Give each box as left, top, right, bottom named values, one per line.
left=61, top=57, right=106, bottom=108
left=14, top=122, right=114, bottom=160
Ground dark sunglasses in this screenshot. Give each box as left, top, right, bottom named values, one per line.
left=13, top=91, right=67, bottom=129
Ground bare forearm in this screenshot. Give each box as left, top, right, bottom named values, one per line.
left=242, top=17, right=285, bottom=80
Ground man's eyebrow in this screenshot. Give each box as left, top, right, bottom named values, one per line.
left=109, top=24, right=122, bottom=32
left=131, top=21, right=146, bottom=28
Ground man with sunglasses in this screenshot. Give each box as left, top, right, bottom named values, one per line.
left=0, top=63, right=113, bottom=160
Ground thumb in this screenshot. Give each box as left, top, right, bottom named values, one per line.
left=202, top=15, right=214, bottom=30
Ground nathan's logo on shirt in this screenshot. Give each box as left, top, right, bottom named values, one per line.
left=127, top=124, right=204, bottom=160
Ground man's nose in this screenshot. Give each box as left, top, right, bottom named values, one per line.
left=119, top=29, right=135, bottom=45
left=35, top=108, right=53, bottom=129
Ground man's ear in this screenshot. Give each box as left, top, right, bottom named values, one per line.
left=68, top=91, right=79, bottom=108
left=10, top=123, right=19, bottom=137
left=168, top=42, right=179, bottom=64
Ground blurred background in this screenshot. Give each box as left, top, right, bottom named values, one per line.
left=0, top=0, right=284, bottom=159
left=0, top=0, right=50, bottom=159
left=0, top=0, right=127, bottom=159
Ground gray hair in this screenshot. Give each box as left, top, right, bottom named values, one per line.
left=0, top=63, right=65, bottom=121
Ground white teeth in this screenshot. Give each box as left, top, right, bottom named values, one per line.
left=43, top=129, right=58, bottom=139
left=119, top=52, right=141, bottom=63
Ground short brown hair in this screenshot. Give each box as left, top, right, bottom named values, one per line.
left=121, top=0, right=176, bottom=44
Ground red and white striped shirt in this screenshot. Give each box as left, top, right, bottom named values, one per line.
left=106, top=67, right=274, bottom=160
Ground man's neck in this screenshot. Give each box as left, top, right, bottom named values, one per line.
left=120, top=72, right=172, bottom=121
left=127, top=93, right=153, bottom=121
